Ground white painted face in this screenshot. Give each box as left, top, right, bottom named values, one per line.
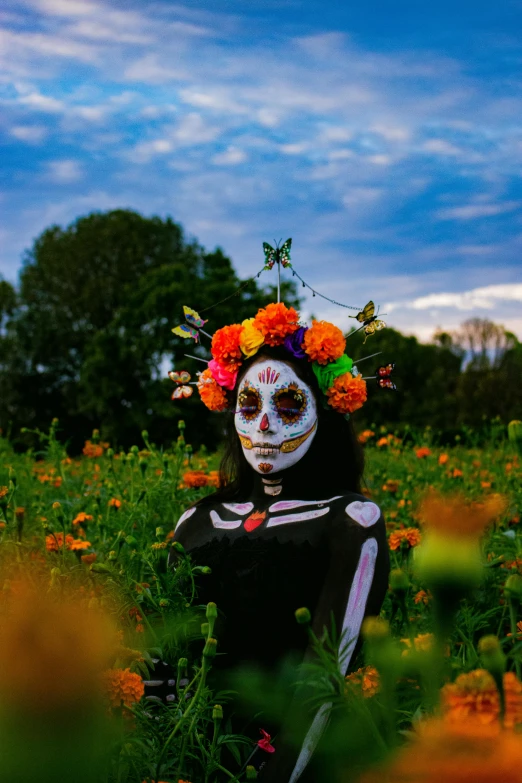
left=234, top=358, right=318, bottom=475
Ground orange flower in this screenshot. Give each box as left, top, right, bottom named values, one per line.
left=414, top=589, right=431, bottom=605
left=83, top=440, right=104, bottom=458
left=81, top=553, right=97, bottom=565
left=441, top=669, right=522, bottom=729
left=252, top=302, right=299, bottom=346
left=376, top=436, right=389, bottom=448
left=358, top=429, right=375, bottom=444
left=481, top=481, right=492, bottom=489
left=108, top=498, right=121, bottom=509
left=207, top=470, right=220, bottom=487
left=46, top=533, right=92, bottom=552
left=451, top=467, right=463, bottom=478
left=69, top=539, right=91, bottom=551
left=197, top=368, right=229, bottom=412
left=345, top=665, right=380, bottom=697
left=382, top=479, right=400, bottom=493
left=73, top=512, right=93, bottom=525
left=418, top=491, right=507, bottom=539
left=0, top=486, right=9, bottom=499
left=388, top=527, right=421, bottom=551
left=211, top=323, right=244, bottom=367
left=102, top=667, right=144, bottom=709
left=401, top=633, right=437, bottom=656
left=302, top=320, right=346, bottom=364
left=14, top=507, right=25, bottom=520
left=415, top=447, right=432, bottom=458
left=182, top=470, right=209, bottom=488
left=358, top=719, right=522, bottom=783
left=438, top=453, right=449, bottom=465
left=326, top=372, right=367, bottom=414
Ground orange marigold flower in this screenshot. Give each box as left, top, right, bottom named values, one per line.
left=302, top=320, right=346, bottom=364
left=376, top=436, right=388, bottom=447
left=83, top=440, right=105, bottom=458
left=211, top=323, right=244, bottom=368
left=81, top=553, right=97, bottom=565
left=358, top=429, right=375, bottom=444
left=108, top=498, right=121, bottom=509
left=345, top=665, right=380, bottom=698
left=182, top=471, right=209, bottom=489
left=451, top=467, right=463, bottom=478
left=207, top=470, right=220, bottom=487
left=73, top=511, right=93, bottom=525
left=358, top=718, right=522, bottom=783
left=438, top=453, right=449, bottom=465
left=197, top=368, right=229, bottom=412
left=442, top=669, right=522, bottom=729
left=14, top=507, right=25, bottom=520
left=102, top=667, right=144, bottom=709
left=401, top=633, right=438, bottom=656
left=481, top=481, right=492, bottom=488
left=418, top=491, right=507, bottom=539
left=414, top=589, right=431, bottom=605
left=0, top=486, right=8, bottom=499
left=69, top=538, right=92, bottom=551
left=416, top=446, right=432, bottom=458
left=388, top=527, right=421, bottom=551
left=382, top=479, right=400, bottom=493
left=326, top=372, right=367, bottom=414
left=46, top=532, right=73, bottom=552
left=252, top=302, right=299, bottom=346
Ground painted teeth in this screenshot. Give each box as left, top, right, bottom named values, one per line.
left=254, top=447, right=279, bottom=456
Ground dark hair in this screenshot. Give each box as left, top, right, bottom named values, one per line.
left=200, top=346, right=365, bottom=503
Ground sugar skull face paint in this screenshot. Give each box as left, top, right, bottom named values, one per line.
left=235, top=359, right=318, bottom=474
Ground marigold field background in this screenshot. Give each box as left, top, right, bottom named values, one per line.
left=0, top=419, right=521, bottom=782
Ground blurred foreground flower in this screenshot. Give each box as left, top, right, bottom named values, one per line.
left=442, top=669, right=522, bottom=729
left=357, top=720, right=522, bottom=783
left=414, top=491, right=507, bottom=594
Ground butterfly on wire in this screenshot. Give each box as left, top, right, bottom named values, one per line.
left=168, top=370, right=194, bottom=399
left=263, top=238, right=292, bottom=270
left=349, top=300, right=386, bottom=343
left=171, top=306, right=211, bottom=343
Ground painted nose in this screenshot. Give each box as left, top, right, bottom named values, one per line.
left=260, top=413, right=270, bottom=431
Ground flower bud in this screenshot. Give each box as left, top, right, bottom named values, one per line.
left=201, top=622, right=210, bottom=637
left=106, top=448, right=114, bottom=459
left=246, top=766, right=257, bottom=780
left=295, top=607, right=311, bottom=625
left=156, top=526, right=164, bottom=539
left=206, top=602, right=218, bottom=621
left=505, top=574, right=522, bottom=603
left=159, top=598, right=169, bottom=607
left=389, top=568, right=410, bottom=595
left=203, top=637, right=218, bottom=659
left=139, top=458, right=148, bottom=476
left=52, top=501, right=61, bottom=510
left=141, top=430, right=149, bottom=441
left=171, top=541, right=185, bottom=554
left=508, top=420, right=522, bottom=443
left=212, top=704, right=223, bottom=721
left=130, top=445, right=139, bottom=455
left=478, top=634, right=506, bottom=674
left=92, top=429, right=100, bottom=444
left=125, top=535, right=137, bottom=546
left=362, top=616, right=390, bottom=641
left=178, top=420, right=186, bottom=431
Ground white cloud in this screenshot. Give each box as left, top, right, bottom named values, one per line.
left=18, top=91, right=64, bottom=112
left=9, top=124, right=47, bottom=142
left=46, top=159, right=83, bottom=182
left=389, top=283, right=522, bottom=312
left=437, top=201, right=521, bottom=220
left=212, top=146, right=247, bottom=165
left=422, top=138, right=463, bottom=156
left=123, top=55, right=186, bottom=83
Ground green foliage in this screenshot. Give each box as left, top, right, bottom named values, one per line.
left=0, top=210, right=300, bottom=451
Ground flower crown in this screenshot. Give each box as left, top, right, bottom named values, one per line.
left=196, top=302, right=367, bottom=415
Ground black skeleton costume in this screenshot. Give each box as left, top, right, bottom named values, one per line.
left=167, top=356, right=390, bottom=782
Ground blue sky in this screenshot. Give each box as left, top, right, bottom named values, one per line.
left=1, top=0, right=521, bottom=340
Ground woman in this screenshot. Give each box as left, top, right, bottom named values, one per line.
left=171, top=305, right=390, bottom=781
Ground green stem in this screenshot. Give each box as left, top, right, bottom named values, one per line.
left=508, top=598, right=521, bottom=679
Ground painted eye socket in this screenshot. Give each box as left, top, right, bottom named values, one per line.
left=237, top=387, right=261, bottom=420
left=273, top=386, right=307, bottom=424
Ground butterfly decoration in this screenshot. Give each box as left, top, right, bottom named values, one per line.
left=350, top=300, right=376, bottom=325
left=376, top=363, right=396, bottom=390
left=171, top=306, right=209, bottom=343
left=263, top=238, right=292, bottom=270
left=363, top=319, right=386, bottom=343
left=169, top=370, right=193, bottom=399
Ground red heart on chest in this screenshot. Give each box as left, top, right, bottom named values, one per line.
left=244, top=510, right=267, bottom=532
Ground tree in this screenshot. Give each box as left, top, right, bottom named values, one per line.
left=2, top=210, right=299, bottom=449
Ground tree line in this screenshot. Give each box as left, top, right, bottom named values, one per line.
left=0, top=210, right=520, bottom=451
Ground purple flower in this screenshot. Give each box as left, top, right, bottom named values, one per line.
left=284, top=326, right=308, bottom=360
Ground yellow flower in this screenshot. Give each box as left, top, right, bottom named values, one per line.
left=239, top=318, right=265, bottom=357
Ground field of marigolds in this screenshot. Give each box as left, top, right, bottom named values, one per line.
left=0, top=417, right=522, bottom=783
